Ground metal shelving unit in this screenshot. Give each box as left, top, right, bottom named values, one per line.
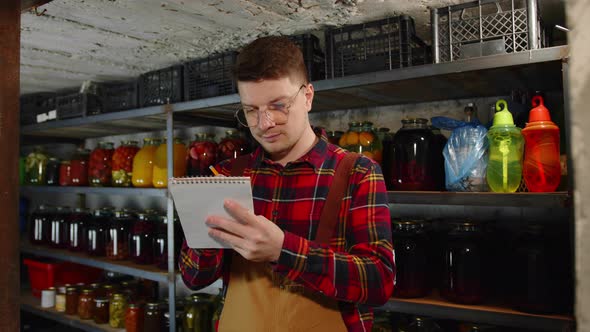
left=20, top=186, right=167, bottom=197
left=387, top=191, right=572, bottom=208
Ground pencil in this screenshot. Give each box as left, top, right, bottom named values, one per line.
left=209, top=165, right=220, bottom=176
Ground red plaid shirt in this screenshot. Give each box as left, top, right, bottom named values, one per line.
left=179, top=129, right=395, bottom=331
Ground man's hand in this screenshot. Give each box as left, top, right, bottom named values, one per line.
left=205, top=199, right=285, bottom=262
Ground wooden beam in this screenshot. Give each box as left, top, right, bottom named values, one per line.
left=21, top=0, right=52, bottom=12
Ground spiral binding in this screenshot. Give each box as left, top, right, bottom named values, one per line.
left=169, top=176, right=250, bottom=185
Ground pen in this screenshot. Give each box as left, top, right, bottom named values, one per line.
left=209, top=165, right=221, bottom=176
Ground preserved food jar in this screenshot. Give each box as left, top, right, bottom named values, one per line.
left=340, top=121, right=383, bottom=163
left=144, top=302, right=162, bottom=332
left=55, top=292, right=66, bottom=312
left=441, top=222, right=486, bottom=304
left=106, top=210, right=132, bottom=260
left=125, top=302, right=144, bottom=332
left=24, top=146, right=48, bottom=185
left=86, top=208, right=112, bottom=257
left=129, top=213, right=155, bottom=264
left=154, top=215, right=181, bottom=270
left=58, top=161, right=73, bottom=186
left=45, top=158, right=60, bottom=186
left=67, top=208, right=91, bottom=252
left=392, top=220, right=430, bottom=298
left=78, top=288, right=95, bottom=319
left=65, top=287, right=79, bottom=315
left=187, top=133, right=218, bottom=176
left=132, top=138, right=160, bottom=188
left=93, top=297, right=109, bottom=324
left=89, top=142, right=114, bottom=187
left=217, top=130, right=249, bottom=163
left=183, top=293, right=212, bottom=332
left=49, top=206, right=70, bottom=249
left=391, top=118, right=437, bottom=191
left=112, top=140, right=139, bottom=187
left=70, top=148, right=90, bottom=186
left=327, top=130, right=344, bottom=146
left=153, top=137, right=188, bottom=188
left=109, top=293, right=127, bottom=328
left=29, top=204, right=51, bottom=245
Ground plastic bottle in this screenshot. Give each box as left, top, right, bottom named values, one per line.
left=521, top=96, right=561, bottom=192
left=486, top=100, right=524, bottom=193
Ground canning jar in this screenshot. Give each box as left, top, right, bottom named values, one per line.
left=109, top=293, right=127, bottom=328
left=154, top=215, right=181, bottom=270
left=45, top=158, right=60, bottom=186
left=144, top=302, right=162, bottom=332
left=89, top=142, right=114, bottom=186
left=55, top=292, right=66, bottom=312
left=49, top=206, right=70, bottom=249
left=67, top=207, right=91, bottom=252
left=93, top=297, right=110, bottom=324
left=29, top=204, right=51, bottom=245
left=86, top=208, right=112, bottom=257
left=392, top=220, right=430, bottom=298
left=112, top=140, right=140, bottom=187
left=326, top=130, right=344, bottom=146
left=125, top=302, right=144, bottom=332
left=65, top=286, right=79, bottom=315
left=153, top=137, right=188, bottom=188
left=340, top=121, right=383, bottom=163
left=187, top=133, right=218, bottom=176
left=132, top=138, right=160, bottom=188
left=24, top=146, right=48, bottom=185
left=70, top=148, right=90, bottom=186
left=77, top=288, right=95, bottom=319
left=106, top=210, right=132, bottom=260
left=129, top=212, right=155, bottom=264
left=183, top=293, right=212, bottom=332
left=58, top=161, right=73, bottom=186
left=390, top=118, right=437, bottom=191
left=217, top=130, right=249, bottom=163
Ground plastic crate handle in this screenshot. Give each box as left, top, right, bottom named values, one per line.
left=460, top=1, right=502, bottom=20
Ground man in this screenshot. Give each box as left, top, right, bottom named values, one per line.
left=179, top=36, right=394, bottom=331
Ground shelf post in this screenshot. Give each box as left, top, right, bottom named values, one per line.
left=165, top=102, right=176, bottom=332
left=0, top=0, right=21, bottom=331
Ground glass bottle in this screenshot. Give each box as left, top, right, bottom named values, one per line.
left=187, top=133, right=218, bottom=176
left=132, top=138, right=160, bottom=188
left=112, top=140, right=140, bottom=187
left=144, top=302, right=162, bottom=332
left=77, top=288, right=95, bottom=320
left=391, top=118, right=437, bottom=191
left=392, top=220, right=430, bottom=298
left=24, top=146, right=48, bottom=185
left=58, top=160, right=73, bottom=186
left=129, top=212, right=155, bottom=264
left=93, top=297, right=110, bottom=324
left=153, top=137, right=188, bottom=188
left=86, top=208, right=112, bottom=257
left=70, top=148, right=90, bottom=186
left=49, top=206, right=70, bottom=249
left=217, top=129, right=250, bottom=163
left=45, top=157, right=61, bottom=186
left=106, top=210, right=132, bottom=260
left=109, top=293, right=128, bottom=328
left=89, top=141, right=115, bottom=187
left=29, top=204, right=51, bottom=245
left=68, top=207, right=91, bottom=252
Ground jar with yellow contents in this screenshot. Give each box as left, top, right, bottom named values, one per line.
left=109, top=293, right=127, bottom=328
left=340, top=121, right=383, bottom=164
left=153, top=137, right=187, bottom=188
left=131, top=138, right=160, bottom=188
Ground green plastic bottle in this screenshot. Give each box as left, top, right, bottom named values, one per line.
left=486, top=100, right=524, bottom=193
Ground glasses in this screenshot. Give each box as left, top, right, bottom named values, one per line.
left=235, top=84, right=306, bottom=128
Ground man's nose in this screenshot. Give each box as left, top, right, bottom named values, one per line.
left=257, top=109, right=276, bottom=130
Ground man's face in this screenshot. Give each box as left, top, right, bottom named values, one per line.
left=237, top=76, right=313, bottom=160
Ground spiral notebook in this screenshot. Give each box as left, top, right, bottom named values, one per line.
left=168, top=176, right=253, bottom=249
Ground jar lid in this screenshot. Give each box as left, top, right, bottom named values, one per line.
left=49, top=157, right=59, bottom=162
left=128, top=302, right=141, bottom=308
left=122, top=140, right=138, bottom=146
left=98, top=141, right=114, bottom=148
left=114, top=210, right=132, bottom=219
left=392, top=220, right=424, bottom=232
left=74, top=207, right=90, bottom=213
left=348, top=121, right=361, bottom=127
left=401, top=118, right=428, bottom=124
left=66, top=287, right=78, bottom=292
left=81, top=288, right=94, bottom=295
left=93, top=297, right=109, bottom=303
left=103, top=284, right=115, bottom=290
left=195, top=132, right=208, bottom=139
left=145, top=302, right=160, bottom=309
left=112, top=293, right=125, bottom=300
left=361, top=121, right=374, bottom=126
left=89, top=283, right=101, bottom=288
left=60, top=160, right=71, bottom=165
left=377, top=127, right=390, bottom=133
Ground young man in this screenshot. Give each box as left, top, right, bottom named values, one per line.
left=179, top=36, right=394, bottom=331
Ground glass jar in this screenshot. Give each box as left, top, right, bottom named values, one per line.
left=144, top=302, right=162, bottom=332
left=153, top=137, right=188, bottom=188
left=58, top=161, right=73, bottom=186
left=125, top=302, right=144, bottom=332
left=55, top=292, right=66, bottom=312
left=103, top=284, right=119, bottom=299
left=132, top=138, right=160, bottom=188
left=24, top=146, right=49, bottom=185
left=154, top=215, right=181, bottom=270
left=327, top=130, right=344, bottom=146
left=65, top=287, right=79, bottom=315
left=86, top=208, right=112, bottom=257
left=392, top=220, right=430, bottom=298
left=377, top=127, right=395, bottom=189
left=89, top=141, right=114, bottom=186
left=109, top=293, right=127, bottom=328
left=67, top=208, right=91, bottom=252
left=70, top=148, right=90, bottom=186
left=45, top=158, right=60, bottom=186
left=89, top=283, right=103, bottom=297
left=129, top=213, right=155, bottom=264
left=49, top=206, right=70, bottom=249
left=112, top=140, right=140, bottom=187
left=340, top=121, right=383, bottom=164
left=217, top=130, right=249, bottom=163
left=183, top=293, right=212, bottom=332
left=187, top=133, right=218, bottom=176
left=106, top=210, right=132, bottom=260
left=29, top=204, right=51, bottom=245
left=391, top=118, right=437, bottom=191
left=93, top=297, right=110, bottom=324
left=77, top=288, right=95, bottom=319
left=441, top=222, right=486, bottom=304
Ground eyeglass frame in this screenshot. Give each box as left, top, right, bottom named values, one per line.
left=234, top=84, right=307, bottom=128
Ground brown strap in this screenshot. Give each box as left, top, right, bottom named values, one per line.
left=315, top=153, right=359, bottom=244
left=230, top=155, right=251, bottom=176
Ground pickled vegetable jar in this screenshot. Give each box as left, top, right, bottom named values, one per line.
left=125, top=303, right=144, bottom=332
left=339, top=121, right=383, bottom=163
left=153, top=137, right=187, bottom=188
left=187, top=133, right=218, bottom=176
left=132, top=138, right=160, bottom=188
left=68, top=207, right=91, bottom=252
left=183, top=293, right=212, bottom=332
left=89, top=142, right=114, bottom=186
left=106, top=210, right=132, bottom=260
left=24, top=146, right=48, bottom=185
left=217, top=130, right=249, bottom=163
left=109, top=293, right=127, bottom=328
left=112, top=140, right=139, bottom=187
left=70, top=148, right=90, bottom=186
left=129, top=213, right=155, bottom=264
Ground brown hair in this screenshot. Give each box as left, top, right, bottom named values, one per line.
left=233, top=36, right=308, bottom=84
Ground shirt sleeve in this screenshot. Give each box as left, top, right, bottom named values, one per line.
left=271, top=157, right=395, bottom=306
left=178, top=240, right=226, bottom=289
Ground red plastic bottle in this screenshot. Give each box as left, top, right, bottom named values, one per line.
left=521, top=96, right=561, bottom=192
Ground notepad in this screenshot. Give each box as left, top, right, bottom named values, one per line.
left=168, top=176, right=253, bottom=249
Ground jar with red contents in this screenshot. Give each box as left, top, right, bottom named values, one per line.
left=112, top=140, right=139, bottom=187
left=125, top=302, right=144, bottom=332
left=49, top=206, right=71, bottom=249
left=187, top=133, right=218, bottom=176
left=129, top=213, right=155, bottom=265
left=68, top=207, right=91, bottom=252
left=217, top=130, right=249, bottom=163
left=154, top=215, right=182, bottom=270
left=106, top=210, right=133, bottom=260
left=392, top=220, right=431, bottom=298
left=71, top=148, right=90, bottom=186
left=86, top=208, right=113, bottom=257
left=89, top=142, right=114, bottom=187
left=59, top=161, right=73, bottom=186
left=29, top=204, right=52, bottom=245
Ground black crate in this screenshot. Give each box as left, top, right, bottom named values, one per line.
left=20, top=93, right=57, bottom=125
left=56, top=93, right=102, bottom=120
left=100, top=80, right=138, bottom=112
left=288, top=33, right=326, bottom=82
left=184, top=52, right=237, bottom=101
left=139, top=65, right=184, bottom=107
left=325, top=15, right=431, bottom=78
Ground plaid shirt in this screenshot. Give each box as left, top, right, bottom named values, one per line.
left=179, top=129, right=395, bottom=331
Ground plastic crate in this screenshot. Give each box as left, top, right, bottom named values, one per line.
left=20, top=93, right=57, bottom=125
left=288, top=33, right=325, bottom=81
left=184, top=52, right=237, bottom=101
left=100, top=80, right=138, bottom=112
left=56, top=93, right=102, bottom=120
left=325, top=15, right=431, bottom=78
left=139, top=65, right=184, bottom=106
left=431, top=0, right=544, bottom=63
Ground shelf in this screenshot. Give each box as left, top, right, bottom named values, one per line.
left=379, top=293, right=574, bottom=331
left=21, top=46, right=568, bottom=140
left=387, top=191, right=572, bottom=208
left=21, top=243, right=172, bottom=283
left=20, top=185, right=168, bottom=197
left=21, top=289, right=123, bottom=332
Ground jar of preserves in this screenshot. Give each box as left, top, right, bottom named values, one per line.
left=441, top=222, right=486, bottom=304
left=89, top=142, right=114, bottom=186
left=65, top=287, right=79, bottom=315
left=144, top=302, right=162, bottom=332
left=327, top=130, right=344, bottom=146
left=217, top=130, right=250, bottom=163
left=58, top=161, right=73, bottom=186
left=129, top=212, right=155, bottom=264
left=390, top=118, right=437, bottom=191
left=125, top=302, right=144, bottom=332
left=187, top=133, right=218, bottom=176
left=154, top=215, right=181, bottom=270
left=120, top=279, right=139, bottom=301
left=49, top=206, right=70, bottom=249
left=153, top=137, right=188, bottom=188
left=70, top=148, right=90, bottom=186
left=106, top=210, right=132, bottom=260
left=67, top=207, right=91, bottom=252
left=340, top=122, right=381, bottom=163
left=93, top=297, right=110, bottom=324
left=183, top=293, right=212, bottom=332
left=29, top=204, right=51, bottom=245
left=109, top=293, right=127, bottom=328
left=86, top=208, right=112, bottom=257
left=45, top=158, right=61, bottom=186
left=55, top=292, right=66, bottom=312
left=78, top=288, right=95, bottom=319
left=112, top=140, right=140, bottom=187
left=132, top=138, right=160, bottom=188
left=392, top=220, right=430, bottom=298
left=24, top=146, right=49, bottom=185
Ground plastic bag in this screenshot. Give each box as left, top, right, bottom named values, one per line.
left=432, top=116, right=489, bottom=192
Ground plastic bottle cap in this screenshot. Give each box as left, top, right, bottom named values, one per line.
left=492, top=99, right=515, bottom=126
left=529, top=95, right=552, bottom=122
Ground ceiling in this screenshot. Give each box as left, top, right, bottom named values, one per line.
left=19, top=0, right=566, bottom=95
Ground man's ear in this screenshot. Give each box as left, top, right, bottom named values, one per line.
left=305, top=83, right=315, bottom=112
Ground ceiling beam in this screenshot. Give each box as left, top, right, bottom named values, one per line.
left=21, top=0, right=52, bottom=12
